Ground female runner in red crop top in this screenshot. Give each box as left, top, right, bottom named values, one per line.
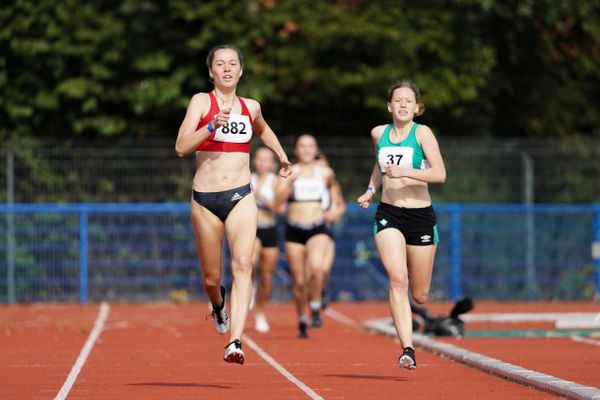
left=175, top=44, right=291, bottom=364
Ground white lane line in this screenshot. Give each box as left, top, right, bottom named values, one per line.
left=571, top=335, right=600, bottom=347
left=244, top=335, right=324, bottom=400
left=55, top=302, right=110, bottom=400
left=325, top=308, right=360, bottom=328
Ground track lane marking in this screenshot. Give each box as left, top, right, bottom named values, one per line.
left=571, top=335, right=600, bottom=347
left=54, top=302, right=110, bottom=400
left=324, top=308, right=360, bottom=328
left=244, top=335, right=324, bottom=400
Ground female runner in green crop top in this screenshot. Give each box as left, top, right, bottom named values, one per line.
left=357, top=80, right=446, bottom=370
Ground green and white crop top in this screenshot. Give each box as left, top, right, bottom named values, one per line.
left=377, top=122, right=430, bottom=173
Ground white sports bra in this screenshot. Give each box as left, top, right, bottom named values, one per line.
left=290, top=164, right=326, bottom=202
left=251, top=172, right=276, bottom=210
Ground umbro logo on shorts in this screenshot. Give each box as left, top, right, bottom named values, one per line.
left=420, top=235, right=431, bottom=243
left=380, top=219, right=388, bottom=226
left=230, top=192, right=242, bottom=201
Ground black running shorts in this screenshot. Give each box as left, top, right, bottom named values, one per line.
left=373, top=202, right=439, bottom=246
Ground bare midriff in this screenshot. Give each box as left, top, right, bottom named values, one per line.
left=192, top=151, right=250, bottom=192
left=381, top=176, right=431, bottom=208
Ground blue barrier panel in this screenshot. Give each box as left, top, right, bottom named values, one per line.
left=0, top=203, right=598, bottom=303
left=594, top=210, right=600, bottom=299
left=79, top=207, right=89, bottom=303
left=449, top=207, right=462, bottom=300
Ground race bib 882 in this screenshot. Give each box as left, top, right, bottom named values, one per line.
left=214, top=114, right=253, bottom=143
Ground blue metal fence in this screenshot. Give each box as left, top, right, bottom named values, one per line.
left=1, top=203, right=599, bottom=303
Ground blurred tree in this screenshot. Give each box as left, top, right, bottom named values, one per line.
left=477, top=0, right=600, bottom=137
left=0, top=0, right=598, bottom=139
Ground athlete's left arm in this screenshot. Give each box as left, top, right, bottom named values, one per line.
left=247, top=99, right=292, bottom=177
left=324, top=169, right=346, bottom=223
left=385, top=125, right=446, bottom=183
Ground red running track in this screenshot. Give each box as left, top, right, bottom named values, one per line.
left=3, top=301, right=595, bottom=399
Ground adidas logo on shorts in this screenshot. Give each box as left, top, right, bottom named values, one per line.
left=420, top=234, right=431, bottom=243
left=230, top=192, right=242, bottom=201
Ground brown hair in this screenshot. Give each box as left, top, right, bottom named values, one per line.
left=293, top=133, right=317, bottom=149
left=387, top=80, right=425, bottom=116
left=206, top=44, right=244, bottom=69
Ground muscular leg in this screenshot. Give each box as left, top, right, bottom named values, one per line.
left=375, top=228, right=412, bottom=349
left=406, top=244, right=437, bottom=304
left=255, top=247, right=278, bottom=313
left=306, top=234, right=332, bottom=305
left=250, top=238, right=263, bottom=309
left=191, top=200, right=225, bottom=308
left=225, top=194, right=258, bottom=342
left=251, top=238, right=263, bottom=279
left=285, top=242, right=307, bottom=318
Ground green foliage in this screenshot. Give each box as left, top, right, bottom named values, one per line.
left=1, top=0, right=599, bottom=139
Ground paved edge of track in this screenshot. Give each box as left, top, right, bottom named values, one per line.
left=364, top=317, right=600, bottom=400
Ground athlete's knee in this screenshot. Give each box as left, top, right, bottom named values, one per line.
left=231, top=254, right=252, bottom=275
left=292, top=277, right=305, bottom=291
left=412, top=291, right=429, bottom=304
left=203, top=279, right=221, bottom=293
left=203, top=271, right=221, bottom=288
left=388, top=273, right=409, bottom=292
left=307, top=258, right=327, bottom=274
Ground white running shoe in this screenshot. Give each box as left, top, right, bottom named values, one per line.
left=398, top=347, right=417, bottom=370
left=255, top=312, right=270, bottom=333
left=206, top=286, right=230, bottom=335
left=223, top=339, right=244, bottom=364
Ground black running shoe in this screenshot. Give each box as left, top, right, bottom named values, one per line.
left=223, top=339, right=244, bottom=364
left=298, top=321, right=308, bottom=338
left=398, top=346, right=417, bottom=370
left=311, top=308, right=323, bottom=328
left=206, top=286, right=230, bottom=335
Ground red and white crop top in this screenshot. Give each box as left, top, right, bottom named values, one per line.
left=196, top=92, right=254, bottom=153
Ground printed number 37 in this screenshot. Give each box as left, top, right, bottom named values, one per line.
left=387, top=154, right=402, bottom=165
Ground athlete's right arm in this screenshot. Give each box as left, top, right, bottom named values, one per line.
left=274, top=167, right=299, bottom=209
left=357, top=127, right=384, bottom=209
left=175, top=93, right=213, bottom=157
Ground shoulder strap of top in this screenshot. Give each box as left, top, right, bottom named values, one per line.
left=197, top=92, right=220, bottom=130
left=237, top=97, right=253, bottom=125
left=408, top=122, right=420, bottom=146
left=209, top=91, right=220, bottom=112
left=266, top=172, right=275, bottom=187
left=314, top=165, right=322, bottom=179
left=377, top=124, right=393, bottom=147
left=410, top=122, right=419, bottom=136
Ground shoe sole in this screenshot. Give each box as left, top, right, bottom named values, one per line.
left=215, top=324, right=230, bottom=335
left=399, top=355, right=416, bottom=370
left=224, top=351, right=244, bottom=365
